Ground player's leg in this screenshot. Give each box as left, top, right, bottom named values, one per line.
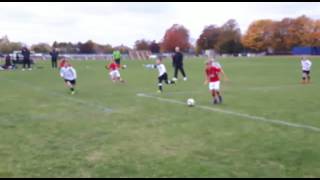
left=216, top=81, right=222, bottom=104
left=173, top=66, right=178, bottom=81
left=64, top=80, right=73, bottom=93
left=54, top=60, right=57, bottom=68
left=301, top=71, right=307, bottom=84
left=164, top=73, right=175, bottom=85
left=307, top=71, right=311, bottom=83
left=211, top=90, right=218, bottom=104
left=179, top=66, right=187, bottom=81
left=217, top=91, right=222, bottom=104
left=158, top=75, right=164, bottom=92
left=22, top=59, right=26, bottom=70
left=210, top=82, right=221, bottom=104
left=70, top=80, right=76, bottom=94
left=116, top=71, right=125, bottom=83
left=109, top=71, right=116, bottom=83
left=27, top=60, right=31, bottom=70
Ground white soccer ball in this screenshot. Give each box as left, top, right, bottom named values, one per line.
left=187, top=98, right=195, bottom=107
left=122, top=64, right=127, bottom=69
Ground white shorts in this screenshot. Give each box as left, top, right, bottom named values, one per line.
left=209, top=81, right=220, bottom=91
left=109, top=70, right=120, bottom=78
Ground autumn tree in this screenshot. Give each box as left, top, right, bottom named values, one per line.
left=79, top=40, right=96, bottom=54
left=241, top=19, right=275, bottom=52
left=216, top=19, right=243, bottom=54
left=134, top=39, right=150, bottom=50
left=0, top=36, right=23, bottom=54
left=196, top=25, right=221, bottom=51
left=161, top=24, right=190, bottom=52
left=149, top=40, right=160, bottom=53
left=31, top=43, right=51, bottom=53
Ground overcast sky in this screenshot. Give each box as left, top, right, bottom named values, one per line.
left=0, top=2, right=319, bottom=48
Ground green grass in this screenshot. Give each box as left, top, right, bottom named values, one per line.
left=0, top=56, right=320, bottom=177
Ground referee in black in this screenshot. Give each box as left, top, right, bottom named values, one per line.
left=172, top=46, right=187, bottom=81
left=50, top=48, right=59, bottom=69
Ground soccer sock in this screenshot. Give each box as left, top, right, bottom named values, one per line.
left=70, top=88, right=74, bottom=92
left=158, top=83, right=163, bottom=91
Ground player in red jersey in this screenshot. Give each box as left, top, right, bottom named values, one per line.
left=106, top=59, right=125, bottom=83
left=204, top=60, right=227, bottom=104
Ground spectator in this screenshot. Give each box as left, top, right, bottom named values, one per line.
left=21, top=47, right=31, bottom=71
left=1, top=54, right=14, bottom=70
left=172, top=46, right=187, bottom=81
left=50, top=48, right=59, bottom=69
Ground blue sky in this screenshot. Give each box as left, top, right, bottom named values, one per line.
left=0, top=2, right=319, bottom=47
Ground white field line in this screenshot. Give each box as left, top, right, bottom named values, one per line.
left=1, top=78, right=113, bottom=113
left=137, top=93, right=320, bottom=132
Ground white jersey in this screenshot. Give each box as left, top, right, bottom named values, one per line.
left=60, top=66, right=77, bottom=80
left=301, top=60, right=312, bottom=71
left=155, top=64, right=167, bottom=77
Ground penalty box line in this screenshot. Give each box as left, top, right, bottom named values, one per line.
left=137, top=93, right=320, bottom=133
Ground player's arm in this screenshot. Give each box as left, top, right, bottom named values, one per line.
left=220, top=68, right=229, bottom=81
left=204, top=69, right=209, bottom=85
left=71, top=68, right=77, bottom=79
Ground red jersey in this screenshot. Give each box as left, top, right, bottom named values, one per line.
left=206, top=66, right=221, bottom=82
left=108, top=63, right=118, bottom=71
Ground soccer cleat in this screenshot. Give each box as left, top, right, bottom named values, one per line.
left=172, top=77, right=178, bottom=82
left=183, top=77, right=188, bottom=81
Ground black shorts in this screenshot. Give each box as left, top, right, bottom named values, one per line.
left=303, top=70, right=310, bottom=75
left=158, top=73, right=168, bottom=83
left=115, top=59, right=121, bottom=65
left=64, top=79, right=76, bottom=85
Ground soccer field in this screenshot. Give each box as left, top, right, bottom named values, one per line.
left=0, top=56, right=319, bottom=177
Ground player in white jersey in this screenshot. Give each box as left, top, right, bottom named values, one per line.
left=144, top=56, right=175, bottom=93
left=301, top=56, right=312, bottom=84
left=60, top=60, right=77, bottom=95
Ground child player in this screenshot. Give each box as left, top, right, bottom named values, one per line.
left=301, top=56, right=312, bottom=84
left=59, top=60, right=77, bottom=95
left=144, top=56, right=175, bottom=93
left=204, top=60, right=227, bottom=104
left=106, top=59, right=125, bottom=83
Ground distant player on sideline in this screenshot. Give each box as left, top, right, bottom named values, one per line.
left=106, top=59, right=125, bottom=83
left=60, top=60, right=77, bottom=95
left=301, top=56, right=312, bottom=84
left=144, top=56, right=175, bottom=93
left=204, top=60, right=227, bottom=104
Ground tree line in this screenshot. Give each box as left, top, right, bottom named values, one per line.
left=0, top=15, right=319, bottom=55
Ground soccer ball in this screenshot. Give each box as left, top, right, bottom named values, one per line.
left=187, top=98, right=195, bottom=107
left=122, top=64, right=127, bottom=69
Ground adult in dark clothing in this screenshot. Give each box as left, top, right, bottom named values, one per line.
left=2, top=54, right=12, bottom=69
left=49, top=48, right=59, bottom=69
left=21, top=47, right=31, bottom=70
left=172, top=46, right=187, bottom=81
